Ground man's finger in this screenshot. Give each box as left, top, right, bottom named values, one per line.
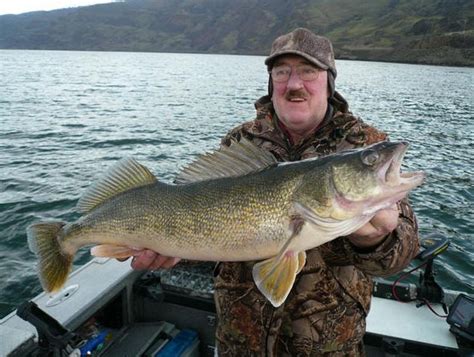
left=131, top=250, right=159, bottom=270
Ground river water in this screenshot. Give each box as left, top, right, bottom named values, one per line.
left=0, top=50, right=472, bottom=317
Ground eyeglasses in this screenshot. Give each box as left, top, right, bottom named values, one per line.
left=270, top=64, right=321, bottom=83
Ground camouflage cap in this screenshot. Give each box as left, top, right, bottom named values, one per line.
left=265, top=28, right=337, bottom=78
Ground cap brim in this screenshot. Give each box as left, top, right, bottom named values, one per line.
left=265, top=50, right=329, bottom=70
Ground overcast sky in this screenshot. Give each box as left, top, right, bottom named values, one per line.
left=0, top=1, right=117, bottom=15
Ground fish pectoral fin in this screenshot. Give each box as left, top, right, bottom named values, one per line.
left=252, top=250, right=306, bottom=308
left=90, top=244, right=140, bottom=259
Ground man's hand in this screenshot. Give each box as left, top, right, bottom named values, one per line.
left=121, top=250, right=181, bottom=270
left=347, top=204, right=399, bottom=249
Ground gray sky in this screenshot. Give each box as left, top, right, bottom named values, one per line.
left=0, top=1, right=116, bottom=15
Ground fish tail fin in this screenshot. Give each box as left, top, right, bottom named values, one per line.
left=252, top=250, right=306, bottom=307
left=91, top=244, right=138, bottom=259
left=27, top=221, right=73, bottom=293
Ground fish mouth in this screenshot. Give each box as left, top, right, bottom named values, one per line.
left=379, top=142, right=425, bottom=191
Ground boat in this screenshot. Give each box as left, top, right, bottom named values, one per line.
left=1, top=235, right=472, bottom=356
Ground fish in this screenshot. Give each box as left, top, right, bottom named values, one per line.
left=27, top=139, right=425, bottom=307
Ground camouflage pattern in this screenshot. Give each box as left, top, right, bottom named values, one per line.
left=214, top=94, right=420, bottom=356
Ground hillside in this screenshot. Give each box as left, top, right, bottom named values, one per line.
left=0, top=0, right=472, bottom=66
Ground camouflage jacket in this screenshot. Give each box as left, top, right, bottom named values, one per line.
left=214, top=94, right=420, bottom=356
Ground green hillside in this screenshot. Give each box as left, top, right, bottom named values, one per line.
left=0, top=0, right=472, bottom=66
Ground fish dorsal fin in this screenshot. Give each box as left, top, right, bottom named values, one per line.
left=175, top=138, right=278, bottom=184
left=77, top=158, right=157, bottom=213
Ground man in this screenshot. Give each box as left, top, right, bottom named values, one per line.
left=130, top=28, right=419, bottom=356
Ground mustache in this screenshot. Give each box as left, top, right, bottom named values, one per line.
left=285, top=90, right=307, bottom=100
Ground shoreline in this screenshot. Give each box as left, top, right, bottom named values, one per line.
left=1, top=47, right=473, bottom=68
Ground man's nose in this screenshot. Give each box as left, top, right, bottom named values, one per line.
left=286, top=71, right=304, bottom=89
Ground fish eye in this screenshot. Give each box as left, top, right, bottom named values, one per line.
left=362, top=150, right=379, bottom=166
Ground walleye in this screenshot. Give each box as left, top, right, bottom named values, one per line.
left=27, top=139, right=424, bottom=307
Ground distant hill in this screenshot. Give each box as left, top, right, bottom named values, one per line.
left=0, top=0, right=473, bottom=66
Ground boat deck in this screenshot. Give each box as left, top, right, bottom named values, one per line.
left=0, top=258, right=468, bottom=356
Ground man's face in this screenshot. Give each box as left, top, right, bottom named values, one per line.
left=271, top=55, right=329, bottom=136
